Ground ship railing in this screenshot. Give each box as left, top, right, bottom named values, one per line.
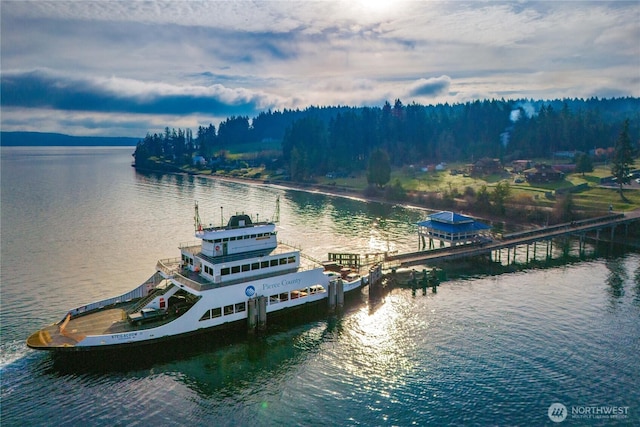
left=127, top=282, right=175, bottom=314
left=156, top=258, right=203, bottom=292
left=297, top=251, right=324, bottom=266
left=171, top=272, right=204, bottom=292
left=278, top=240, right=325, bottom=266
left=65, top=272, right=163, bottom=319
left=156, top=258, right=181, bottom=276
left=179, top=241, right=201, bottom=251
left=157, top=251, right=324, bottom=293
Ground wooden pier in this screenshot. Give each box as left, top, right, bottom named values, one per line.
left=385, top=210, right=640, bottom=268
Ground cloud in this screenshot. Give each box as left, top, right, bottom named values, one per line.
left=0, top=106, right=224, bottom=137
left=1, top=70, right=279, bottom=116
left=1, top=1, right=639, bottom=137
left=408, top=76, right=452, bottom=98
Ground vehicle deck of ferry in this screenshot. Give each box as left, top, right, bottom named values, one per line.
left=26, top=303, right=144, bottom=349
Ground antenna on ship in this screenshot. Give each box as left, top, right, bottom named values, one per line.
left=194, top=201, right=202, bottom=232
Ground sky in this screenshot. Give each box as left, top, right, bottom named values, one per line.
left=1, top=1, right=639, bottom=138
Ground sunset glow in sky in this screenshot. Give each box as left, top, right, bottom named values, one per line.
left=2, top=1, right=639, bottom=137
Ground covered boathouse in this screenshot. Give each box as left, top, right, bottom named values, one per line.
left=417, top=211, right=491, bottom=249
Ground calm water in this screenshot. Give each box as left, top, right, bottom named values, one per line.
left=1, top=147, right=639, bottom=426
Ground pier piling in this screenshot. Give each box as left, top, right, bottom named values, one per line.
left=328, top=281, right=336, bottom=312
left=247, top=298, right=257, bottom=332
left=336, top=279, right=344, bottom=309
left=257, top=296, right=267, bottom=331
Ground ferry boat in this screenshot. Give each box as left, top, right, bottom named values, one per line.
left=27, top=202, right=374, bottom=352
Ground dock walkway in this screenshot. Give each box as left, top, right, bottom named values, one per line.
left=386, top=210, right=640, bottom=268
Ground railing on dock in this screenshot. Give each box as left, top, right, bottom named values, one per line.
left=385, top=211, right=639, bottom=268
left=500, top=213, right=625, bottom=240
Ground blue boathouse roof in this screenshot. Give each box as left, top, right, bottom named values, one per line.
left=417, top=211, right=491, bottom=234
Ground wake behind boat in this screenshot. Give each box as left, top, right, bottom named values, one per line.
left=27, top=200, right=376, bottom=352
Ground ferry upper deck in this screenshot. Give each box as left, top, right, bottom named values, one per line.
left=157, top=242, right=324, bottom=293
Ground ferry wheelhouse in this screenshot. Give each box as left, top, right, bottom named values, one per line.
left=27, top=202, right=370, bottom=352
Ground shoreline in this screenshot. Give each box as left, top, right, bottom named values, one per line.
left=133, top=165, right=527, bottom=228
left=132, top=162, right=638, bottom=231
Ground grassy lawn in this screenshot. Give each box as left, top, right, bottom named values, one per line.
left=305, top=161, right=640, bottom=213
left=221, top=140, right=282, bottom=157
left=176, top=154, right=640, bottom=215
left=574, top=186, right=640, bottom=212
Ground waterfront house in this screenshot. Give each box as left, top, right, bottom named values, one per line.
left=523, top=163, right=564, bottom=183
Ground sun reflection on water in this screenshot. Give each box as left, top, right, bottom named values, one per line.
left=341, top=295, right=419, bottom=392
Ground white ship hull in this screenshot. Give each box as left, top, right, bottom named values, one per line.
left=27, top=207, right=375, bottom=353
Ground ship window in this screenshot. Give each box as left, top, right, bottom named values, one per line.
left=223, top=238, right=229, bottom=242
left=221, top=267, right=230, bottom=276
left=310, top=285, right=326, bottom=294
left=288, top=256, right=296, bottom=264
left=270, top=259, right=278, bottom=267
left=242, top=264, right=250, bottom=272
left=269, top=295, right=279, bottom=304
left=199, top=310, right=211, bottom=321
left=251, top=234, right=256, bottom=238
left=261, top=261, right=269, bottom=268
left=230, top=236, right=236, bottom=241
left=291, top=289, right=307, bottom=299
left=279, top=292, right=289, bottom=301
left=214, top=239, right=222, bottom=243
left=251, top=262, right=260, bottom=270
left=231, top=266, right=240, bottom=274
left=279, top=258, right=287, bottom=265
left=211, top=307, right=221, bottom=318
left=235, top=302, right=246, bottom=312
left=224, top=305, right=234, bottom=315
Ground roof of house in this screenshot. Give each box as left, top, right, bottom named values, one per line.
left=417, top=211, right=491, bottom=233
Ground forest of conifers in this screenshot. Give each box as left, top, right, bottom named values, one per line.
left=133, top=97, right=639, bottom=181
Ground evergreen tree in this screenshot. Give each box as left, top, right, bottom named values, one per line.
left=574, top=152, right=593, bottom=176
left=367, top=149, right=391, bottom=188
left=490, top=181, right=511, bottom=215
left=610, top=119, right=635, bottom=199
left=475, top=185, right=491, bottom=213
left=281, top=116, right=327, bottom=181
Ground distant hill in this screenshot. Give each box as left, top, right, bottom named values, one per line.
left=1, top=131, right=140, bottom=146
